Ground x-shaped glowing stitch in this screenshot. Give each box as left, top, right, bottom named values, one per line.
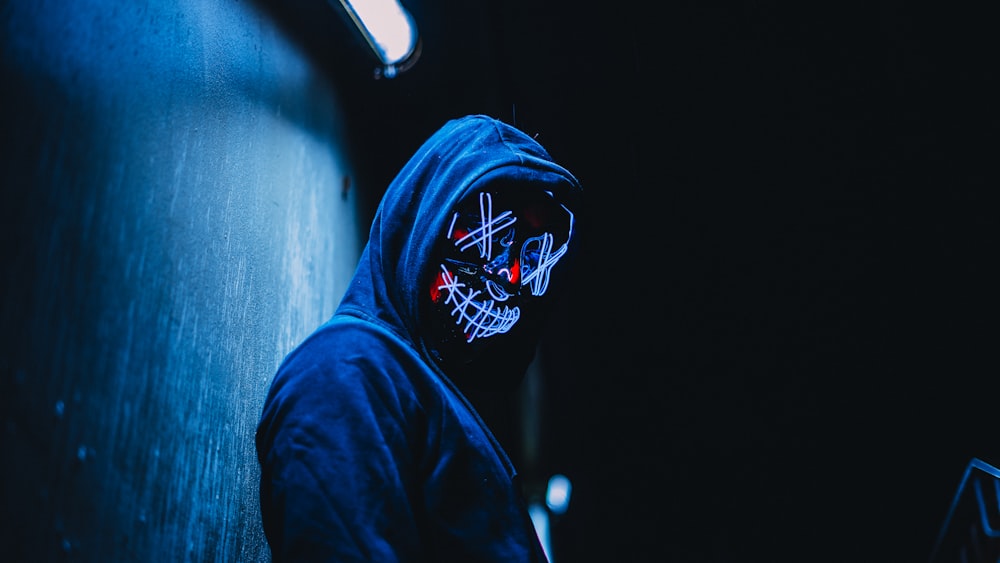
left=520, top=233, right=567, bottom=296
left=452, top=192, right=516, bottom=260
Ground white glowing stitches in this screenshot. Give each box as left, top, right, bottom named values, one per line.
left=437, top=265, right=520, bottom=342
left=520, top=232, right=565, bottom=297
left=436, top=191, right=571, bottom=342
left=445, top=192, right=567, bottom=297
left=449, top=192, right=516, bottom=258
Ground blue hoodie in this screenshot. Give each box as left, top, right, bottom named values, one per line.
left=256, top=115, right=582, bottom=562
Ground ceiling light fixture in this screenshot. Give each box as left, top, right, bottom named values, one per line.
left=332, top=0, right=420, bottom=79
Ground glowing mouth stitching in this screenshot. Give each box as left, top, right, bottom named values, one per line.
left=485, top=279, right=511, bottom=301
left=438, top=265, right=519, bottom=342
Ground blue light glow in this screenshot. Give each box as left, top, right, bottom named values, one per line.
left=528, top=502, right=551, bottom=562
left=546, top=474, right=572, bottom=515
left=338, top=0, right=418, bottom=69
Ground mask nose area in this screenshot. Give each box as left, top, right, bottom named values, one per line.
left=483, top=247, right=520, bottom=289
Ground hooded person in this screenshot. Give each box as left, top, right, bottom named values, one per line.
left=255, top=114, right=583, bottom=562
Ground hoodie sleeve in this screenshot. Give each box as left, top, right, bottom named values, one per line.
left=255, top=326, right=423, bottom=562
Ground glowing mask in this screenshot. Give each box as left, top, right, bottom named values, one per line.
left=427, top=189, right=573, bottom=351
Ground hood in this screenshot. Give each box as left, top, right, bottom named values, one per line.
left=335, top=114, right=583, bottom=387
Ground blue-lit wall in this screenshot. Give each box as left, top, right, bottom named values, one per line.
left=1, top=1, right=363, bottom=560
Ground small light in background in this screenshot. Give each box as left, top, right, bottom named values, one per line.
left=528, top=502, right=551, bottom=562
left=530, top=474, right=573, bottom=563
left=333, top=0, right=420, bottom=78
left=546, top=474, right=572, bottom=515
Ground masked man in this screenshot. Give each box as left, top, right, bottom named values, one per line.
left=256, top=114, right=582, bottom=562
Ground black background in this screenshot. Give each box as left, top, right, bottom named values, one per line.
left=260, top=1, right=997, bottom=561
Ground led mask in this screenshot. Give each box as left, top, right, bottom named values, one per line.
left=426, top=188, right=574, bottom=379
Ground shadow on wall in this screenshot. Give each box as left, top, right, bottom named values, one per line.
left=0, top=1, right=363, bottom=560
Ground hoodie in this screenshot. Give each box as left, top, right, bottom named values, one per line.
left=256, top=115, right=582, bottom=562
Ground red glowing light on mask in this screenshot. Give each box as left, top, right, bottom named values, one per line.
left=508, top=259, right=520, bottom=284
left=429, top=269, right=448, bottom=303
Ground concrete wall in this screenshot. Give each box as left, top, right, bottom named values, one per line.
left=0, top=1, right=363, bottom=560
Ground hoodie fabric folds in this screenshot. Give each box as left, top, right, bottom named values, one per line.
left=255, top=115, right=582, bottom=562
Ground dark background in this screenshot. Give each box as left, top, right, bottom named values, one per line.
left=265, top=1, right=997, bottom=561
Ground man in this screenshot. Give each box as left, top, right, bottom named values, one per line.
left=256, top=114, right=582, bottom=562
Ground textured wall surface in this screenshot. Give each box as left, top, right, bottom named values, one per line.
left=0, top=1, right=362, bottom=560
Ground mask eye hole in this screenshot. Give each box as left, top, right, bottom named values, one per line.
left=445, top=258, right=479, bottom=276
